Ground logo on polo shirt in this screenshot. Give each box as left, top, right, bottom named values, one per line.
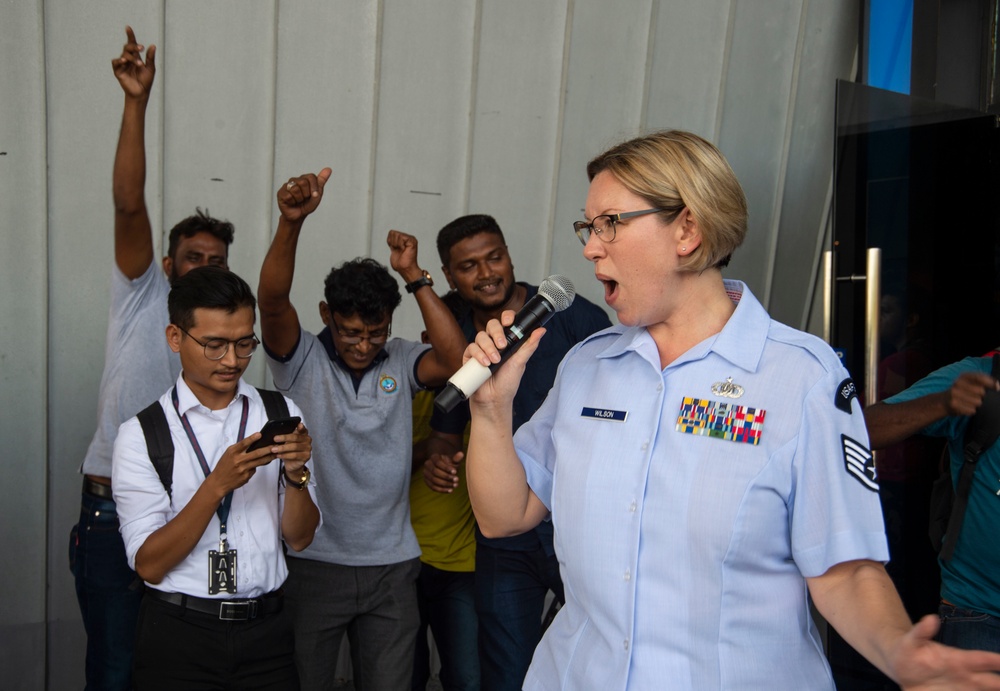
left=379, top=374, right=398, bottom=394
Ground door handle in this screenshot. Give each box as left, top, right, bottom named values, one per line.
left=822, top=247, right=881, bottom=407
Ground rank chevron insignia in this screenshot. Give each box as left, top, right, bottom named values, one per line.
left=842, top=434, right=877, bottom=491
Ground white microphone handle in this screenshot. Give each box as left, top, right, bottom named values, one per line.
left=447, top=356, right=493, bottom=398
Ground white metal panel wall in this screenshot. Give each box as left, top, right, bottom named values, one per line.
left=771, top=1, right=858, bottom=329
left=42, top=4, right=165, bottom=689
left=371, top=2, right=480, bottom=338
left=0, top=2, right=860, bottom=686
left=550, top=0, right=656, bottom=313
left=0, top=1, right=49, bottom=687
left=272, top=0, right=381, bottom=338
left=719, top=0, right=805, bottom=299
left=162, top=2, right=277, bottom=387
left=467, top=0, right=569, bottom=285
left=646, top=0, right=733, bottom=138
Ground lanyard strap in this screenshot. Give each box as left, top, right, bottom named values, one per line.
left=171, top=387, right=249, bottom=535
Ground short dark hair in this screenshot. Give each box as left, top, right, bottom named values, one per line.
left=436, top=214, right=506, bottom=267
left=324, top=258, right=401, bottom=324
left=167, top=208, right=235, bottom=259
left=168, top=266, right=256, bottom=330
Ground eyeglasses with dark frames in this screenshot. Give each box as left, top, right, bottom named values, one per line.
left=177, top=327, right=259, bottom=360
left=331, top=316, right=391, bottom=345
left=573, top=208, right=673, bottom=245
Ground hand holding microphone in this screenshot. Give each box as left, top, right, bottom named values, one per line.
left=435, top=275, right=575, bottom=413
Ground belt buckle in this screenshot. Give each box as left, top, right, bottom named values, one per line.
left=218, top=600, right=256, bottom=621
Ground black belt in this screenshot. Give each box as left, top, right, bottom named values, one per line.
left=145, top=588, right=284, bottom=621
left=83, top=476, right=114, bottom=500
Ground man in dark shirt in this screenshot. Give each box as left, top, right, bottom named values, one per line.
left=421, top=215, right=611, bottom=691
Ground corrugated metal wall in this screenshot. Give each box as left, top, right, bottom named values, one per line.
left=0, top=1, right=857, bottom=686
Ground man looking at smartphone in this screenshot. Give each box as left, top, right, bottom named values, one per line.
left=112, top=266, right=319, bottom=690
left=71, top=27, right=239, bottom=690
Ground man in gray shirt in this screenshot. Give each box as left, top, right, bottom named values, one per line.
left=71, top=27, right=235, bottom=690
left=258, top=168, right=465, bottom=690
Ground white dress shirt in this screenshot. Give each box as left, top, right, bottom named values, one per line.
left=113, top=376, right=318, bottom=598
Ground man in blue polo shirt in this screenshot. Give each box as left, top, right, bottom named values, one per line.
left=257, top=168, right=466, bottom=690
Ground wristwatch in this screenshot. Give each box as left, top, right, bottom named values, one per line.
left=284, top=465, right=310, bottom=491
left=405, top=270, right=434, bottom=294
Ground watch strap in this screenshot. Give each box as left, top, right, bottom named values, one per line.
left=405, top=271, right=433, bottom=294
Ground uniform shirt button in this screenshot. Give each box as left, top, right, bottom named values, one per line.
left=657, top=383, right=663, bottom=392
left=641, top=441, right=649, bottom=451
left=624, top=639, right=630, bottom=651
left=629, top=500, right=637, bottom=513
left=623, top=569, right=631, bottom=581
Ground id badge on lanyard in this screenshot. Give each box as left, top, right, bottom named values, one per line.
left=172, top=387, right=248, bottom=595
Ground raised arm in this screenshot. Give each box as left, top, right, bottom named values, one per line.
left=464, top=314, right=549, bottom=537
left=111, top=26, right=157, bottom=279
left=865, top=371, right=998, bottom=449
left=387, top=230, right=466, bottom=386
left=258, top=169, right=331, bottom=357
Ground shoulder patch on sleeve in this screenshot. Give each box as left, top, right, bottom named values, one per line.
left=842, top=434, right=878, bottom=491
left=835, top=378, right=858, bottom=414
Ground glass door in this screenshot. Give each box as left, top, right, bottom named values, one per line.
left=827, top=79, right=1000, bottom=690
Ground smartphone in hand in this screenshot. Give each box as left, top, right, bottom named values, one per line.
left=246, top=416, right=301, bottom=452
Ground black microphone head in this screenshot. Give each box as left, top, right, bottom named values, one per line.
left=538, top=275, right=575, bottom=312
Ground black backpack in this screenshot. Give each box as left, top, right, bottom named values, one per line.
left=928, top=353, right=1000, bottom=561
left=136, top=388, right=290, bottom=498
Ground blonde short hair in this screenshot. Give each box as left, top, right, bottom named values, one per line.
left=586, top=130, right=748, bottom=272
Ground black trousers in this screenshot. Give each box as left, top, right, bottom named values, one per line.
left=132, top=592, right=298, bottom=690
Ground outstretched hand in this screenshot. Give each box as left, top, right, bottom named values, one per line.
left=889, top=615, right=1000, bottom=690
left=112, top=26, right=156, bottom=100
left=278, top=168, right=332, bottom=223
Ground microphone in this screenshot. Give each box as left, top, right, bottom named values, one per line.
left=434, top=275, right=576, bottom=413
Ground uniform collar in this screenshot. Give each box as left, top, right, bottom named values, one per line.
left=595, top=280, right=769, bottom=374
left=173, top=374, right=253, bottom=416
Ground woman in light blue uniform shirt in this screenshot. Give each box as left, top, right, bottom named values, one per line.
left=463, top=130, right=1000, bottom=690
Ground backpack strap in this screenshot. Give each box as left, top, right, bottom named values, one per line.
left=940, top=353, right=1000, bottom=560
left=256, top=388, right=290, bottom=420
left=135, top=389, right=288, bottom=499
left=137, top=401, right=175, bottom=500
